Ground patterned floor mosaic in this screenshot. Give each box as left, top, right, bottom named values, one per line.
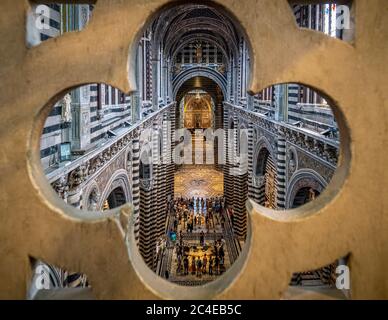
left=174, top=165, right=224, bottom=198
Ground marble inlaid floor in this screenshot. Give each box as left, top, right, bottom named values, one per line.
left=174, top=165, right=223, bottom=198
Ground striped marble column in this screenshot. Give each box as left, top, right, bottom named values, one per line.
left=139, top=182, right=154, bottom=268
left=163, top=109, right=174, bottom=200
left=232, top=166, right=248, bottom=238
left=152, top=120, right=165, bottom=270
left=231, top=114, right=247, bottom=238
left=247, top=123, right=255, bottom=202
left=139, top=132, right=154, bottom=268
left=132, top=138, right=141, bottom=243
left=214, top=103, right=224, bottom=171
left=276, top=136, right=287, bottom=209
left=223, top=106, right=234, bottom=209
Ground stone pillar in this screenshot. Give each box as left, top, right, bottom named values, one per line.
left=247, top=94, right=254, bottom=111
left=232, top=168, right=248, bottom=239
left=162, top=64, right=168, bottom=104
left=234, top=64, right=239, bottom=104
left=152, top=120, right=165, bottom=270
left=152, top=57, right=159, bottom=111
left=223, top=106, right=234, bottom=210
left=276, top=134, right=287, bottom=209
left=164, top=107, right=175, bottom=199
left=132, top=138, right=141, bottom=243
left=131, top=91, right=141, bottom=123
left=139, top=137, right=154, bottom=268
left=247, top=123, right=255, bottom=201
left=231, top=114, right=248, bottom=239
left=214, top=103, right=223, bottom=171
left=71, top=86, right=91, bottom=152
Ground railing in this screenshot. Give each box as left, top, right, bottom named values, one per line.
left=296, top=102, right=332, bottom=110
left=222, top=209, right=242, bottom=264
left=48, top=102, right=176, bottom=194
left=290, top=102, right=337, bottom=133
left=224, top=102, right=339, bottom=168
left=253, top=99, right=273, bottom=116
left=173, top=63, right=226, bottom=77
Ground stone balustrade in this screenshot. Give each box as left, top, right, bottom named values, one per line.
left=224, top=102, right=339, bottom=168
left=49, top=102, right=176, bottom=197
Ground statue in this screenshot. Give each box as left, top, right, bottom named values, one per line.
left=62, top=93, right=72, bottom=123
left=217, top=64, right=225, bottom=74
left=52, top=176, right=69, bottom=199
left=194, top=43, right=203, bottom=63
left=68, top=163, right=88, bottom=189
left=88, top=189, right=100, bottom=211
left=308, top=188, right=316, bottom=201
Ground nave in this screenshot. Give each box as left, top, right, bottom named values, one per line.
left=155, top=166, right=242, bottom=286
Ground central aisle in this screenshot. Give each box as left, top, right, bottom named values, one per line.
left=154, top=165, right=243, bottom=286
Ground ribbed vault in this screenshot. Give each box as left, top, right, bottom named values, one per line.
left=153, top=4, right=242, bottom=61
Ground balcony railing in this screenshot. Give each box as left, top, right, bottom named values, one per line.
left=48, top=102, right=176, bottom=196
left=224, top=102, right=339, bottom=168
left=173, top=63, right=226, bottom=77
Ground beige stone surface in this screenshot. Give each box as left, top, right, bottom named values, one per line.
left=0, top=0, right=387, bottom=299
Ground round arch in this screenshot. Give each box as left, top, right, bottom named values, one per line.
left=83, top=180, right=101, bottom=211
left=173, top=68, right=227, bottom=100
left=183, top=92, right=214, bottom=129
left=286, top=169, right=328, bottom=209
left=99, top=169, right=131, bottom=210
left=252, top=136, right=276, bottom=177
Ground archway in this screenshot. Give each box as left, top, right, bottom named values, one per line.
left=286, top=169, right=327, bottom=209
left=102, top=187, right=127, bottom=211
left=99, top=170, right=131, bottom=211
left=291, top=187, right=320, bottom=208
left=254, top=147, right=277, bottom=208
left=183, top=91, right=213, bottom=129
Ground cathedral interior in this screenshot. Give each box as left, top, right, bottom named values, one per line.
left=0, top=0, right=387, bottom=300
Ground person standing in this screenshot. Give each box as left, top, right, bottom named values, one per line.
left=202, top=254, right=208, bottom=274
left=220, top=236, right=226, bottom=250
left=219, top=256, right=224, bottom=274
left=214, top=255, right=219, bottom=275
left=214, top=242, right=218, bottom=258
left=200, top=231, right=205, bottom=247
left=219, top=246, right=225, bottom=260
left=208, top=256, right=213, bottom=275
left=184, top=255, right=189, bottom=275
left=191, top=256, right=196, bottom=275
left=196, top=257, right=202, bottom=277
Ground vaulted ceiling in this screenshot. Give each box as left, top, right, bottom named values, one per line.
left=152, top=4, right=242, bottom=60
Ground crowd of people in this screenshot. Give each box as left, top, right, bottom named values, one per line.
left=161, top=196, right=230, bottom=279
left=174, top=236, right=227, bottom=277
left=154, top=196, right=238, bottom=281
left=169, top=196, right=226, bottom=234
